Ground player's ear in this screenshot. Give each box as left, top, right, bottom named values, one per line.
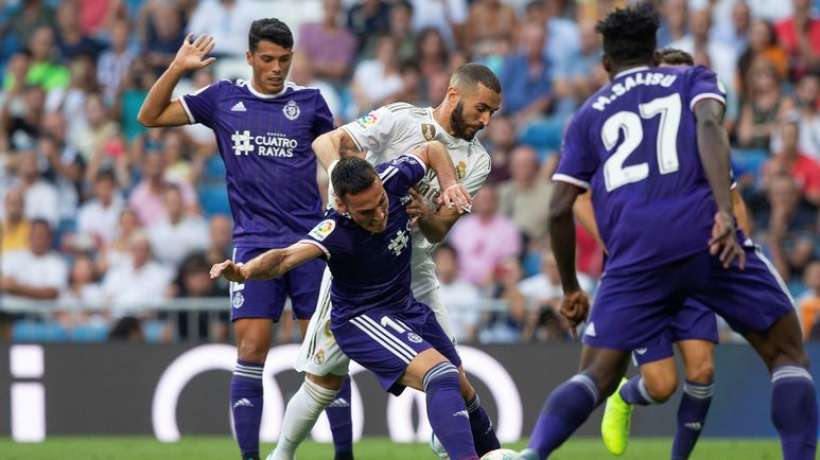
left=334, top=196, right=347, bottom=213
left=446, top=85, right=459, bottom=106
left=602, top=54, right=611, bottom=73
left=651, top=51, right=661, bottom=67
left=245, top=50, right=253, bottom=66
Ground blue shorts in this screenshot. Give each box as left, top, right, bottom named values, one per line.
left=585, top=246, right=793, bottom=354
left=331, top=301, right=461, bottom=396
left=230, top=246, right=325, bottom=322
left=632, top=298, right=718, bottom=366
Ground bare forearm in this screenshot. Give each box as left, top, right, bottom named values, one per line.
left=312, top=129, right=362, bottom=171
left=7, top=285, right=59, bottom=300
left=423, top=141, right=457, bottom=190
left=550, top=210, right=580, bottom=293
left=137, top=62, right=185, bottom=126
left=241, top=248, right=288, bottom=280
left=417, top=213, right=450, bottom=243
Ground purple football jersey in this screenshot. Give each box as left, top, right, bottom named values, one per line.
left=555, top=65, right=727, bottom=273
left=300, top=155, right=426, bottom=322
left=180, top=80, right=334, bottom=247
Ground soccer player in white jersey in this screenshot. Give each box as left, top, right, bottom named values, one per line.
left=266, top=64, right=503, bottom=460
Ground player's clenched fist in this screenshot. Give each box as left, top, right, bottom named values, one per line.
left=210, top=260, right=247, bottom=283
left=172, top=34, right=216, bottom=72
left=559, top=290, right=590, bottom=335
left=441, top=183, right=471, bottom=213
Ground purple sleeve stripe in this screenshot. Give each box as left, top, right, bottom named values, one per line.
left=177, top=96, right=196, bottom=124
left=298, top=239, right=331, bottom=259
left=552, top=173, right=590, bottom=189
left=690, top=93, right=726, bottom=111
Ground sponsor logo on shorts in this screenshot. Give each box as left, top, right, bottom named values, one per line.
left=309, top=219, right=336, bottom=241
left=584, top=322, right=596, bottom=337
left=232, top=292, right=244, bottom=309
left=407, top=332, right=423, bottom=343
left=634, top=348, right=647, bottom=355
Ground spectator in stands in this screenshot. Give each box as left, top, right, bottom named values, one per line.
left=38, top=135, right=82, bottom=228
left=0, top=218, right=68, bottom=301
left=187, top=0, right=255, bottom=58
left=657, top=0, right=688, bottom=47
left=711, top=0, right=751, bottom=57
left=764, top=173, right=818, bottom=281
left=26, top=26, right=70, bottom=91
left=298, top=0, right=357, bottom=83
left=388, top=0, right=417, bottom=64
left=76, top=168, right=124, bottom=247
left=449, top=185, right=521, bottom=286
left=161, top=129, right=199, bottom=187
left=415, top=27, right=449, bottom=82
left=142, top=4, right=185, bottom=74
left=499, top=21, right=553, bottom=123
left=99, top=208, right=142, bottom=272
left=482, top=115, right=516, bottom=184
left=351, top=35, right=402, bottom=114
left=566, top=22, right=603, bottom=103
left=97, top=19, right=136, bottom=103
left=128, top=151, right=197, bottom=226
left=792, top=73, right=820, bottom=160
left=59, top=252, right=105, bottom=308
left=12, top=150, right=59, bottom=227
left=2, top=50, right=30, bottom=96
left=434, top=243, right=482, bottom=343
left=168, top=252, right=229, bottom=341
left=46, top=56, right=99, bottom=143
left=346, top=0, right=391, bottom=54
left=465, top=0, right=517, bottom=56
left=669, top=8, right=738, bottom=92
left=72, top=93, right=119, bottom=162
left=800, top=260, right=820, bottom=339
left=101, top=230, right=173, bottom=313
left=118, top=57, right=153, bottom=142
left=480, top=257, right=528, bottom=343
left=1, top=187, right=29, bottom=253
left=2, top=84, right=45, bottom=151
left=289, top=52, right=342, bottom=121
left=497, top=145, right=553, bottom=240
left=737, top=19, right=789, bottom=90
left=764, top=117, right=820, bottom=205
left=737, top=58, right=793, bottom=150
left=775, top=0, right=820, bottom=79
left=54, top=0, right=103, bottom=62
left=107, top=316, right=144, bottom=341
left=410, top=0, right=467, bottom=49
left=148, top=183, right=209, bottom=268
left=8, top=0, right=56, bottom=51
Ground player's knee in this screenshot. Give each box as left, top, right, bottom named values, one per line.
left=685, top=360, right=715, bottom=385
left=236, top=336, right=269, bottom=362
left=644, top=374, right=677, bottom=402
left=306, top=372, right=345, bottom=391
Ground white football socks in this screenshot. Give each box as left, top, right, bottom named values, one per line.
left=267, top=378, right=338, bottom=460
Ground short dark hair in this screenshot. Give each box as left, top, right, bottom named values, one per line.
left=248, top=18, right=293, bottom=52
left=30, top=218, right=52, bottom=233
left=596, top=3, right=660, bottom=67
left=452, top=63, right=502, bottom=94
left=331, top=157, right=378, bottom=200
left=657, top=48, right=694, bottom=66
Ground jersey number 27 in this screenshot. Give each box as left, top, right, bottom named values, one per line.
left=602, top=94, right=682, bottom=192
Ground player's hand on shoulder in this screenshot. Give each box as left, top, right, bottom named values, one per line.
left=439, top=183, right=472, bottom=214
left=210, top=260, right=246, bottom=282
left=173, top=34, right=217, bottom=72
left=708, top=211, right=746, bottom=270
left=406, top=189, right=431, bottom=224
left=559, top=290, right=590, bottom=337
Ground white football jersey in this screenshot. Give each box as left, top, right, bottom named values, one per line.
left=342, top=102, right=491, bottom=296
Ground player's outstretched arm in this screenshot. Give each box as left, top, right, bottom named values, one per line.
left=412, top=141, right=471, bottom=212
left=312, top=128, right=365, bottom=171
left=210, top=242, right=322, bottom=282
left=137, top=34, right=216, bottom=128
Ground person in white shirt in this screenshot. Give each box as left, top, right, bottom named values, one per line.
left=434, top=243, right=482, bottom=343
left=148, top=184, right=210, bottom=268
left=76, top=169, right=125, bottom=246
left=186, top=0, right=257, bottom=57
left=13, top=150, right=59, bottom=228
left=102, top=231, right=173, bottom=315
left=1, top=219, right=68, bottom=301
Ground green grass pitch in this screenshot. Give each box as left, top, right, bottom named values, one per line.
left=0, top=437, right=786, bottom=459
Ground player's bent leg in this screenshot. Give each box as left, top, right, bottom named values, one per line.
left=233, top=318, right=274, bottom=460
left=267, top=372, right=344, bottom=460
left=453, top=366, right=501, bottom=455
left=519, top=346, right=629, bottom=460
left=671, top=340, right=715, bottom=460
left=744, top=312, right=817, bottom=460
left=401, top=349, right=478, bottom=460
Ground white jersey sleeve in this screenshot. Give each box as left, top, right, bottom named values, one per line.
left=341, top=104, right=415, bottom=163
left=460, top=141, right=492, bottom=198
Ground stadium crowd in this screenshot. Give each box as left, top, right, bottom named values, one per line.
left=0, top=0, right=819, bottom=344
